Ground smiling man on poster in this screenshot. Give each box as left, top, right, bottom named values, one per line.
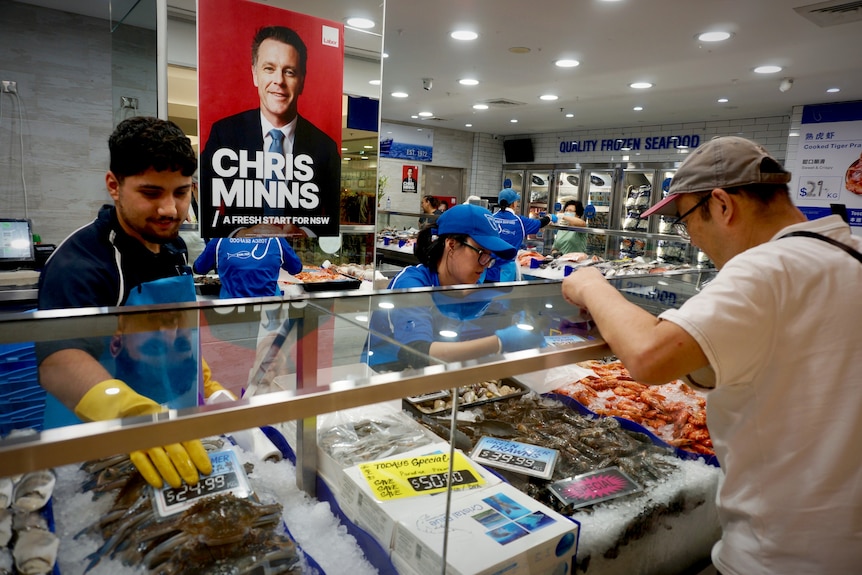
left=198, top=0, right=343, bottom=239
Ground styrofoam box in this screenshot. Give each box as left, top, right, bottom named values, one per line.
left=390, top=481, right=578, bottom=575
left=336, top=442, right=503, bottom=552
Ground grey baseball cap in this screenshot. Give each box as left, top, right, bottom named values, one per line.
left=642, top=136, right=792, bottom=217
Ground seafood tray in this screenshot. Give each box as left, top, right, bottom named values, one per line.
left=193, top=274, right=220, bottom=296
left=1, top=471, right=61, bottom=575
left=548, top=359, right=718, bottom=466
left=545, top=392, right=718, bottom=467
left=283, top=267, right=361, bottom=292
left=403, top=378, right=529, bottom=416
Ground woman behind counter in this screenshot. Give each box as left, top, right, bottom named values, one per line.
left=366, top=204, right=546, bottom=371
left=552, top=200, right=588, bottom=256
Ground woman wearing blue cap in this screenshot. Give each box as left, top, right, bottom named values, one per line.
left=485, top=188, right=554, bottom=282
left=365, top=204, right=546, bottom=371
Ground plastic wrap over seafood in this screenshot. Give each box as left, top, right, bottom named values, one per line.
left=318, top=407, right=434, bottom=466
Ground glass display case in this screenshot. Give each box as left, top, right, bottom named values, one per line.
left=375, top=209, right=428, bottom=268
left=0, top=278, right=719, bottom=574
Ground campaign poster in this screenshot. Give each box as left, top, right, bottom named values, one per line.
left=198, top=0, right=343, bottom=239
left=788, top=101, right=862, bottom=229
left=401, top=165, right=418, bottom=193
left=380, top=122, right=434, bottom=162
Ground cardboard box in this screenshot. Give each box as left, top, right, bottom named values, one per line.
left=336, top=443, right=502, bottom=551
left=390, top=482, right=579, bottom=575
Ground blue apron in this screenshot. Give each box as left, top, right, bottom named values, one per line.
left=42, top=274, right=201, bottom=429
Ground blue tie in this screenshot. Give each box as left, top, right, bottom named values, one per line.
left=265, top=129, right=284, bottom=216
left=269, top=128, right=284, bottom=154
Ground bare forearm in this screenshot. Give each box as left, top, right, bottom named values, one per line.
left=562, top=269, right=709, bottom=384
left=39, top=349, right=114, bottom=411
left=429, top=335, right=500, bottom=362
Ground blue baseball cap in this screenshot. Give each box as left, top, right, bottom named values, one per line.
left=436, top=204, right=516, bottom=261
left=498, top=188, right=520, bottom=207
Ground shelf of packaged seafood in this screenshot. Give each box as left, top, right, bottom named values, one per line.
left=0, top=280, right=719, bottom=575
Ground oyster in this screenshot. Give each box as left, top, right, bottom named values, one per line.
left=11, top=471, right=55, bottom=512
left=12, top=528, right=59, bottom=575
left=0, top=478, right=12, bottom=509
left=0, top=548, right=13, bottom=575
left=0, top=508, right=11, bottom=547
left=12, top=510, right=47, bottom=532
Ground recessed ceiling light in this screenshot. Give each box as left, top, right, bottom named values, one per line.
left=410, top=115, right=419, bottom=119
left=459, top=78, right=479, bottom=86
left=363, top=145, right=374, bottom=149
left=382, top=53, right=389, bottom=58
left=509, top=46, right=531, bottom=54
left=554, top=59, right=580, bottom=68
left=789, top=131, right=800, bottom=137
left=633, top=106, right=643, bottom=111
left=341, top=147, right=348, bottom=151
left=344, top=157, right=351, bottom=161
left=391, top=92, right=408, bottom=98
left=473, top=103, right=489, bottom=110
left=697, top=31, right=732, bottom=42
left=630, top=82, right=653, bottom=89
left=465, top=123, right=473, bottom=127
left=717, top=98, right=729, bottom=103
left=565, top=113, right=574, bottom=118
left=368, top=79, right=380, bottom=86
left=418, top=111, right=433, bottom=117
left=346, top=17, right=375, bottom=29
left=540, top=94, right=559, bottom=101
left=451, top=30, right=478, bottom=41
left=510, top=119, right=518, bottom=123
left=827, top=87, right=841, bottom=93
left=754, top=65, right=782, bottom=74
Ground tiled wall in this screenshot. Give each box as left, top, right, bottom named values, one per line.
left=0, top=1, right=156, bottom=246
left=378, top=123, right=475, bottom=213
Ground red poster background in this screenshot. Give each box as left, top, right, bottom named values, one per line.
left=197, top=0, right=343, bottom=149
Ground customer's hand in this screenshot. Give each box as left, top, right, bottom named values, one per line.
left=561, top=266, right=608, bottom=310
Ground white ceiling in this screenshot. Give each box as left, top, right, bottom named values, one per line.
left=17, top=0, right=862, bottom=137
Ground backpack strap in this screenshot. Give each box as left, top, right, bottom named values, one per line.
left=781, top=231, right=862, bottom=265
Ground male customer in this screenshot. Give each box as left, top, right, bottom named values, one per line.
left=38, top=117, right=232, bottom=490
left=200, top=25, right=340, bottom=238
left=561, top=136, right=862, bottom=574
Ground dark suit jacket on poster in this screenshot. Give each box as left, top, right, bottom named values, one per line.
left=200, top=108, right=341, bottom=237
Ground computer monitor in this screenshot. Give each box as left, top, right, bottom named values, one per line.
left=0, top=218, right=36, bottom=271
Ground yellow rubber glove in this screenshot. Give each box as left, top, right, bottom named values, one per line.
left=202, top=358, right=238, bottom=402
left=74, top=379, right=212, bottom=489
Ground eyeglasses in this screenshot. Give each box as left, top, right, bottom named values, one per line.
left=669, top=193, right=711, bottom=240
left=459, top=240, right=495, bottom=268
